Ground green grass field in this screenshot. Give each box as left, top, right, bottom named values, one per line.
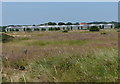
left=2, top=29, right=119, bottom=82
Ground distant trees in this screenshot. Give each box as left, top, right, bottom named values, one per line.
left=58, top=22, right=79, bottom=25
left=39, top=22, right=80, bottom=26
left=74, top=22, right=79, bottom=25
left=47, top=22, right=57, bottom=25
left=33, top=24, right=36, bottom=26
left=66, top=22, right=73, bottom=25
left=58, top=22, right=65, bottom=25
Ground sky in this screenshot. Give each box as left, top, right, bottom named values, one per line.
left=2, top=2, right=118, bottom=26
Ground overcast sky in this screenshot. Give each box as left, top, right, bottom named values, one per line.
left=2, top=2, right=118, bottom=25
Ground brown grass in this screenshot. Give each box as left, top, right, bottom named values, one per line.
left=2, top=29, right=118, bottom=82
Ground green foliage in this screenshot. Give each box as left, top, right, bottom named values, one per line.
left=0, top=26, right=7, bottom=32
left=115, top=23, right=120, bottom=29
left=1, top=33, right=14, bottom=43
left=26, top=28, right=32, bottom=32
left=47, top=22, right=57, bottom=25
left=34, top=28, right=39, bottom=31
left=15, top=29, right=19, bottom=32
left=62, top=30, right=68, bottom=33
left=66, top=22, right=73, bottom=25
left=41, top=28, right=46, bottom=31
left=89, top=26, right=100, bottom=31
left=29, top=48, right=118, bottom=82
left=48, top=27, right=60, bottom=31
left=74, top=22, right=79, bottom=25
left=58, top=22, right=65, bottom=25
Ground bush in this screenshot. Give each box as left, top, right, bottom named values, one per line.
left=62, top=30, right=68, bottom=33
left=15, top=29, right=19, bottom=32
left=1, top=33, right=14, bottom=43
left=34, top=28, right=39, bottom=31
left=41, top=28, right=46, bottom=31
left=48, top=27, right=60, bottom=31
left=26, top=28, right=32, bottom=32
left=89, top=26, right=100, bottom=31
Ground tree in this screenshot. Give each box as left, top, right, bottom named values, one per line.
left=89, top=26, right=100, bottom=31
left=47, top=22, right=57, bottom=25
left=74, top=22, right=79, bottom=25
left=33, top=24, right=36, bottom=26
left=26, top=28, right=32, bottom=32
left=58, top=22, right=65, bottom=25
left=66, top=22, right=73, bottom=25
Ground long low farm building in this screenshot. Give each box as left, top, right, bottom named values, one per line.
left=5, top=24, right=115, bottom=32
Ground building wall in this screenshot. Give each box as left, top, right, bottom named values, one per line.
left=5, top=24, right=115, bottom=32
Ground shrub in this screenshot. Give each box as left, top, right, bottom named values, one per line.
left=34, top=28, right=39, bottom=31
left=49, top=27, right=60, bottom=31
left=41, top=28, right=46, bottom=31
left=89, top=26, right=100, bottom=31
left=62, top=30, right=68, bottom=33
left=26, top=28, right=32, bottom=32
left=1, top=33, right=14, bottom=43
left=15, top=29, right=19, bottom=32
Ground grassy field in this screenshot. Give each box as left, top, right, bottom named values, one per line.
left=2, top=29, right=119, bottom=82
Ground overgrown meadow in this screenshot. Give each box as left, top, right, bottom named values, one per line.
left=2, top=29, right=119, bottom=82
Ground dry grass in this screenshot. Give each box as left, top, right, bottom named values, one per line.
left=2, top=29, right=118, bottom=82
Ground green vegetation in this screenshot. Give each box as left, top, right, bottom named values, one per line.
left=28, top=48, right=118, bottom=82
left=89, top=26, right=100, bottom=31
left=48, top=27, right=60, bottom=31
left=26, top=28, right=32, bottom=32
left=62, top=30, right=68, bottom=33
left=1, top=33, right=14, bottom=43
left=34, top=28, right=40, bottom=31
left=2, top=29, right=118, bottom=82
left=41, top=28, right=46, bottom=31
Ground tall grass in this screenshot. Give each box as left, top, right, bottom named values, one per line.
left=26, top=48, right=118, bottom=82
left=2, top=47, right=118, bottom=82
left=2, top=29, right=118, bottom=82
